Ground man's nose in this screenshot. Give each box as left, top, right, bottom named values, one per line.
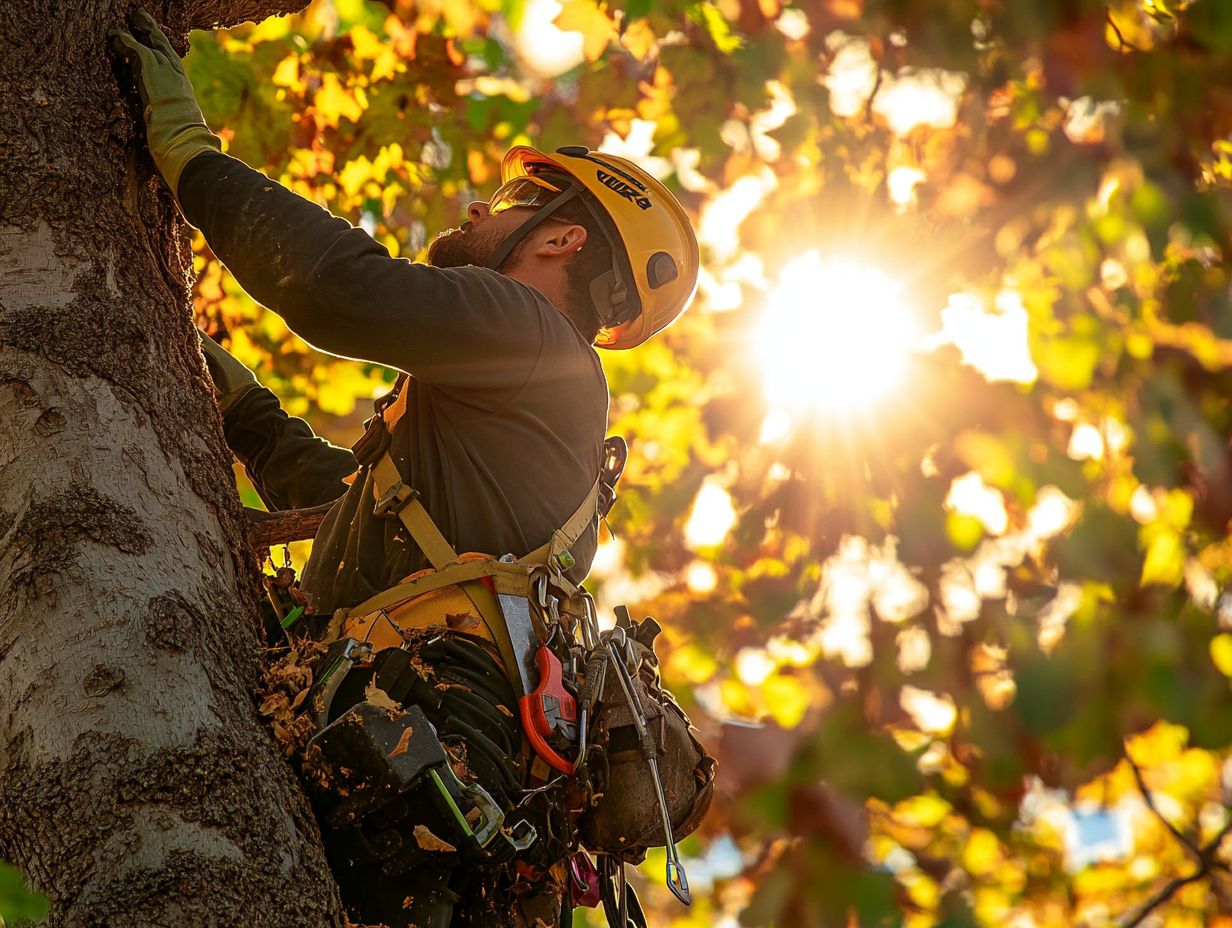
left=466, top=200, right=490, bottom=223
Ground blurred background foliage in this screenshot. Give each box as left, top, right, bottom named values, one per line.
left=183, top=0, right=1232, bottom=924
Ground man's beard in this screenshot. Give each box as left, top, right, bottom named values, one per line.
left=427, top=223, right=509, bottom=269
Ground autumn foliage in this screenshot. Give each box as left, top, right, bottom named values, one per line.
left=171, top=0, right=1232, bottom=924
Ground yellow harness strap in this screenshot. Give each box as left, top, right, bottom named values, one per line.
left=522, top=475, right=600, bottom=569
left=343, top=376, right=598, bottom=681
left=343, top=555, right=561, bottom=622
left=371, top=451, right=461, bottom=569
left=368, top=373, right=600, bottom=572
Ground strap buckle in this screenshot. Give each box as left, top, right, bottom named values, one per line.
left=373, top=480, right=418, bottom=518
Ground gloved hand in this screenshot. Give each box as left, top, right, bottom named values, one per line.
left=110, top=9, right=221, bottom=196
left=198, top=330, right=260, bottom=414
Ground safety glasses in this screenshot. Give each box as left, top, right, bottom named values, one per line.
left=488, top=174, right=564, bottom=215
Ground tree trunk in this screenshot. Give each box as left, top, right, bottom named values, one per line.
left=0, top=2, right=342, bottom=925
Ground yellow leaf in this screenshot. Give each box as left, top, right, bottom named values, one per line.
left=316, top=73, right=365, bottom=125
left=902, top=871, right=940, bottom=911
left=316, top=362, right=384, bottom=417
left=285, top=146, right=336, bottom=181
left=1159, top=488, right=1194, bottom=531
left=442, top=2, right=480, bottom=37
left=389, top=725, right=415, bottom=757
left=373, top=142, right=404, bottom=175
left=1141, top=526, right=1185, bottom=587
left=364, top=678, right=401, bottom=713
left=666, top=643, right=718, bottom=684
left=467, top=149, right=493, bottom=185
left=338, top=157, right=372, bottom=198
left=946, top=511, right=984, bottom=551
left=962, top=828, right=1003, bottom=878
left=1211, top=634, right=1232, bottom=676
left=761, top=673, right=812, bottom=728
left=554, top=0, right=616, bottom=62
left=248, top=17, right=292, bottom=42
left=955, top=431, right=1017, bottom=489
left=471, top=75, right=532, bottom=103
left=895, top=793, right=951, bottom=828
left=1036, top=334, right=1101, bottom=391
left=620, top=18, right=657, bottom=61
left=717, top=677, right=760, bottom=720
left=271, top=55, right=301, bottom=91
left=413, top=824, right=456, bottom=853
left=1125, top=722, right=1189, bottom=767
left=349, top=24, right=384, bottom=64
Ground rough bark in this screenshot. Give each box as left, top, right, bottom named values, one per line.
left=0, top=2, right=341, bottom=925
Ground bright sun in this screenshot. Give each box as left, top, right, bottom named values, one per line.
left=754, top=252, right=919, bottom=416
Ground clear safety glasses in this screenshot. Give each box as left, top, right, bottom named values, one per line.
left=487, top=174, right=564, bottom=215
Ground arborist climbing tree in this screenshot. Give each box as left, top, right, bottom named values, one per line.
left=111, top=10, right=715, bottom=927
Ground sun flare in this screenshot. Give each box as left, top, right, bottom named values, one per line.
left=753, top=252, right=919, bottom=416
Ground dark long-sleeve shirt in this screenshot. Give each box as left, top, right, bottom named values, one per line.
left=179, top=151, right=608, bottom=615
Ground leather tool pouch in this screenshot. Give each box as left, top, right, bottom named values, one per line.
left=578, top=618, right=716, bottom=853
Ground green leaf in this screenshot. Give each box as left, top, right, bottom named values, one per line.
left=692, top=1, right=743, bottom=53
left=1183, top=0, right=1232, bottom=53
left=1013, top=654, right=1079, bottom=735
left=1052, top=504, right=1142, bottom=590
left=0, top=862, right=48, bottom=923
left=808, top=704, right=923, bottom=803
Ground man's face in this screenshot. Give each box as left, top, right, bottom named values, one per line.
left=427, top=202, right=536, bottom=269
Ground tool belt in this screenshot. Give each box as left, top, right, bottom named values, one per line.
left=299, top=375, right=715, bottom=926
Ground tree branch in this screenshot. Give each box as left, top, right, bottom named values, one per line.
left=1128, top=755, right=1203, bottom=861
left=1119, top=817, right=1232, bottom=927
left=245, top=502, right=335, bottom=548
left=177, top=0, right=312, bottom=32
left=1105, top=7, right=1141, bottom=53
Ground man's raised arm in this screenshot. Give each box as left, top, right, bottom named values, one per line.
left=200, top=333, right=356, bottom=511
left=112, top=12, right=545, bottom=391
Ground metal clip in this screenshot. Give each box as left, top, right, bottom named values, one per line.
left=580, top=592, right=601, bottom=651
left=311, top=637, right=373, bottom=729
left=428, top=764, right=504, bottom=849
left=373, top=480, right=417, bottom=518
left=428, top=761, right=538, bottom=857
left=504, top=818, right=537, bottom=853
left=606, top=634, right=691, bottom=907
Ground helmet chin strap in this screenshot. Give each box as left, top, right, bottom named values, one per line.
left=484, top=182, right=640, bottom=332
left=483, top=187, right=581, bottom=273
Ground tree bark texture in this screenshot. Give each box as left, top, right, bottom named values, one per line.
left=0, top=2, right=341, bottom=925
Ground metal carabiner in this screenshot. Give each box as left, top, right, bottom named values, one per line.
left=532, top=572, right=549, bottom=609
left=605, top=636, right=691, bottom=906
left=580, top=591, right=601, bottom=651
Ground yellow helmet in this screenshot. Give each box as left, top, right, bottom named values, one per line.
left=492, top=145, right=700, bottom=350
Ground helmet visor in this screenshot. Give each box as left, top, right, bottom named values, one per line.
left=488, top=174, right=563, bottom=216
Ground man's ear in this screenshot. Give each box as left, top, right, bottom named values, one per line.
left=536, top=222, right=588, bottom=257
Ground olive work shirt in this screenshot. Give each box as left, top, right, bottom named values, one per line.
left=178, top=151, right=608, bottom=616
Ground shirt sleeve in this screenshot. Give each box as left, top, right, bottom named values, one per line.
left=223, top=384, right=358, bottom=511
left=177, top=151, right=550, bottom=410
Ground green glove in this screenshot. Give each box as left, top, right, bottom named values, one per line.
left=110, top=10, right=220, bottom=196
left=198, top=330, right=260, bottom=414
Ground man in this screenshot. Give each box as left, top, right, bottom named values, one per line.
left=112, top=10, right=702, bottom=927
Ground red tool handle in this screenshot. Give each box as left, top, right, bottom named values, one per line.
left=519, top=646, right=577, bottom=776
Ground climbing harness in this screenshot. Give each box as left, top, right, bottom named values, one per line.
left=291, top=376, right=714, bottom=926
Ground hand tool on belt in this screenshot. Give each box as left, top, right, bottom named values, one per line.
left=495, top=556, right=580, bottom=776
left=607, top=607, right=691, bottom=905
